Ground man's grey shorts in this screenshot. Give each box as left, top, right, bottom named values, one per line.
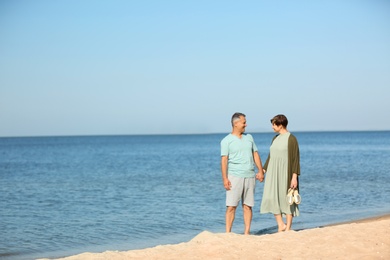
left=226, top=175, right=256, bottom=207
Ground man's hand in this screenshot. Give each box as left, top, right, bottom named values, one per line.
left=223, top=178, right=231, bottom=190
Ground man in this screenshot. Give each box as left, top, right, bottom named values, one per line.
left=220, top=112, right=264, bottom=235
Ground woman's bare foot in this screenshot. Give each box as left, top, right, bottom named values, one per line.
left=278, top=224, right=287, bottom=232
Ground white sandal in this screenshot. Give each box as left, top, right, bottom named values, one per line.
left=293, top=189, right=301, bottom=205
left=286, top=188, right=295, bottom=205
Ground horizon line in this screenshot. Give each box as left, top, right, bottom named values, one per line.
left=1, top=129, right=389, bottom=138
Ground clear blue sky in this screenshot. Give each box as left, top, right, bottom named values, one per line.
left=1, top=0, right=389, bottom=137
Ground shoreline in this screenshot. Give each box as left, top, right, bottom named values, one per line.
left=325, top=213, right=390, bottom=226
left=41, top=213, right=390, bottom=260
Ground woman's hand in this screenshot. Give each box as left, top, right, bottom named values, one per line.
left=290, top=173, right=298, bottom=189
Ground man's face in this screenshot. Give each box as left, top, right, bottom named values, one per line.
left=234, top=116, right=247, bottom=132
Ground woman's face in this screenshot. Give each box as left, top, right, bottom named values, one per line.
left=272, top=123, right=283, bottom=133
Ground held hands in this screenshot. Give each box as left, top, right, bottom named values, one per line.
left=256, top=172, right=264, bottom=182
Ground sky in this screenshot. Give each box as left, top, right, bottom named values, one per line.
left=1, top=0, right=389, bottom=137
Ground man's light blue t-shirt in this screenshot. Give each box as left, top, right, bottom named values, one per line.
left=220, top=133, right=258, bottom=178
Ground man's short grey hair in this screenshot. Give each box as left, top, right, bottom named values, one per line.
left=231, top=112, right=246, bottom=126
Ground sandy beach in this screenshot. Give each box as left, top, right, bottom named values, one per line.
left=44, top=214, right=390, bottom=260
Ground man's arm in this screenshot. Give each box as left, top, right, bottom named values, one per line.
left=221, top=155, right=231, bottom=190
left=253, top=151, right=264, bottom=182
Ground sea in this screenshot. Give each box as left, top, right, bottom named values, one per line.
left=1, top=131, right=389, bottom=260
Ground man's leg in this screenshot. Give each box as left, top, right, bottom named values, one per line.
left=226, top=206, right=236, bottom=233
left=242, top=177, right=255, bottom=235
left=243, top=204, right=252, bottom=235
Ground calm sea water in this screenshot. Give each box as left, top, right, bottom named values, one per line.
left=1, top=131, right=389, bottom=259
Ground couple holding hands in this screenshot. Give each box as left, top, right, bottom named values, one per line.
left=221, top=113, right=300, bottom=234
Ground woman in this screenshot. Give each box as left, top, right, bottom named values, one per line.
left=260, top=114, right=300, bottom=232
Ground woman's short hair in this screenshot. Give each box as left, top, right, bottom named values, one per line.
left=231, top=112, right=246, bottom=126
left=270, top=114, right=288, bottom=128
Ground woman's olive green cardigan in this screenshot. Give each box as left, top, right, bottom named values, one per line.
left=263, top=133, right=300, bottom=191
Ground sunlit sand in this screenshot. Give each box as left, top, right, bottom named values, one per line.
left=42, top=214, right=390, bottom=260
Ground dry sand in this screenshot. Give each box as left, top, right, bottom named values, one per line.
left=45, top=215, right=390, bottom=260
